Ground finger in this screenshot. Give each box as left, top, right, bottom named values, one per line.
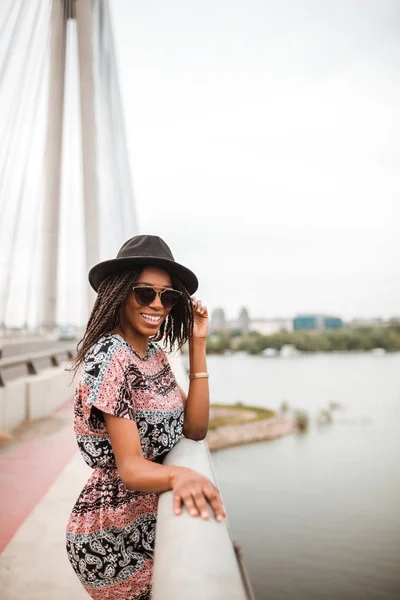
left=180, top=491, right=199, bottom=517
left=200, top=305, right=207, bottom=314
left=192, top=490, right=210, bottom=520
left=173, top=491, right=183, bottom=515
left=203, top=486, right=225, bottom=522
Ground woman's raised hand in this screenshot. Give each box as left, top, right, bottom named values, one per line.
left=170, top=467, right=226, bottom=522
left=191, top=297, right=208, bottom=339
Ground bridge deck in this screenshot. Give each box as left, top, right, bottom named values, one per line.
left=0, top=402, right=89, bottom=599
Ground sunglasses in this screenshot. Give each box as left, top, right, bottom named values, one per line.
left=132, top=285, right=182, bottom=308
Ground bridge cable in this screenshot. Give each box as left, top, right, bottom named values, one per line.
left=0, top=0, right=49, bottom=324
left=0, top=0, right=28, bottom=89
left=0, top=0, right=41, bottom=240
left=2, top=21, right=50, bottom=325
left=94, top=0, right=138, bottom=252
left=0, top=0, right=19, bottom=45
left=0, top=0, right=45, bottom=224
left=104, top=0, right=137, bottom=237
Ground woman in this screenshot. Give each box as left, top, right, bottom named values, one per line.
left=66, top=234, right=225, bottom=599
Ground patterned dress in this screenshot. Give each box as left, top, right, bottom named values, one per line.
left=66, top=333, right=184, bottom=599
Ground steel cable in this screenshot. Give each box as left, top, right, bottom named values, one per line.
left=94, top=0, right=137, bottom=254
left=0, top=0, right=19, bottom=45
left=0, top=0, right=45, bottom=226
left=103, top=0, right=137, bottom=238
left=2, top=30, right=50, bottom=324
left=0, top=0, right=28, bottom=89
left=0, top=0, right=50, bottom=325
left=105, top=0, right=138, bottom=237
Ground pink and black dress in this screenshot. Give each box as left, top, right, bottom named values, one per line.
left=66, top=333, right=184, bottom=599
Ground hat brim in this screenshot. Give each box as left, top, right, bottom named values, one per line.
left=88, top=256, right=198, bottom=295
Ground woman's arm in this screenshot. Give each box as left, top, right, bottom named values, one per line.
left=104, top=412, right=225, bottom=521
left=181, top=299, right=210, bottom=441
left=182, top=337, right=209, bottom=440
left=104, top=412, right=175, bottom=493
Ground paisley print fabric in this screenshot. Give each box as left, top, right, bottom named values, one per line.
left=66, top=334, right=184, bottom=599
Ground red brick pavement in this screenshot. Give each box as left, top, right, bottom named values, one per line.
left=0, top=403, right=77, bottom=553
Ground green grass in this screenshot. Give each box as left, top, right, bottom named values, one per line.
left=209, top=403, right=275, bottom=430
left=294, top=410, right=310, bottom=432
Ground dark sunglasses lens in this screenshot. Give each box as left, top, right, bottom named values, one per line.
left=161, top=290, right=180, bottom=308
left=134, top=288, right=157, bottom=306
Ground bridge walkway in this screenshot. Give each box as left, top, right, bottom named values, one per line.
left=0, top=401, right=89, bottom=599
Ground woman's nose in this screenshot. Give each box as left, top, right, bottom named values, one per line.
left=149, top=292, right=163, bottom=309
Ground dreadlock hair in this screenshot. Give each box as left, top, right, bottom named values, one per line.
left=70, top=268, right=194, bottom=374
left=151, top=274, right=194, bottom=350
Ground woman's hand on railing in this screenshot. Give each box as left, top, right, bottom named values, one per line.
left=170, top=467, right=226, bottom=522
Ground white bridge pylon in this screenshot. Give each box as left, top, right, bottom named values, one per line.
left=0, top=0, right=138, bottom=331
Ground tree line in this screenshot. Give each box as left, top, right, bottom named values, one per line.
left=206, top=325, right=400, bottom=354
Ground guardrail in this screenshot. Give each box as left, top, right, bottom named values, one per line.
left=0, top=345, right=76, bottom=387
left=157, top=353, right=255, bottom=599
left=0, top=345, right=77, bottom=433
left=154, top=439, right=254, bottom=599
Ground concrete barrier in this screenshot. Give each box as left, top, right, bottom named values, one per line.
left=0, top=378, right=29, bottom=434
left=153, top=438, right=250, bottom=600
left=0, top=364, right=74, bottom=436
left=27, top=365, right=74, bottom=421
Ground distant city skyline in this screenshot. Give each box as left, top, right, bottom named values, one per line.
left=209, top=305, right=399, bottom=322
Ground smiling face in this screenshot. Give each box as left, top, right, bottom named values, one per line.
left=119, top=266, right=173, bottom=340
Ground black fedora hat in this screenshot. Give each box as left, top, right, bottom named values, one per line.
left=88, top=235, right=198, bottom=295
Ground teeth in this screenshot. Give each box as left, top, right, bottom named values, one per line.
left=141, top=314, right=161, bottom=324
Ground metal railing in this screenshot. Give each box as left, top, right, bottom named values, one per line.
left=0, top=344, right=76, bottom=386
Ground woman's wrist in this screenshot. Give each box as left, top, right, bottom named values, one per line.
left=189, top=336, right=207, bottom=345
left=168, top=465, right=180, bottom=489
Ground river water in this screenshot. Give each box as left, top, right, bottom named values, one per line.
left=207, top=353, right=400, bottom=600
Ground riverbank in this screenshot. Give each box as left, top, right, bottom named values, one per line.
left=206, top=404, right=295, bottom=451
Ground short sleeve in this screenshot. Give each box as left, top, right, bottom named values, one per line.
left=81, top=336, right=136, bottom=427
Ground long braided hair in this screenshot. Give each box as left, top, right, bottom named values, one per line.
left=71, top=268, right=194, bottom=373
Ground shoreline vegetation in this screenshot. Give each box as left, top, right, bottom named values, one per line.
left=206, top=324, right=400, bottom=355
left=206, top=401, right=343, bottom=451
left=206, top=403, right=295, bottom=451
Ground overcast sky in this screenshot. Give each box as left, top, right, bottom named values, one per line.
left=108, top=0, right=400, bottom=321
left=1, top=0, right=399, bottom=326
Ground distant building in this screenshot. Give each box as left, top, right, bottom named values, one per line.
left=250, top=318, right=293, bottom=335
left=237, top=308, right=250, bottom=334
left=293, top=314, right=343, bottom=331
left=209, top=307, right=227, bottom=332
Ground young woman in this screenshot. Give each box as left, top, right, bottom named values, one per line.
left=66, top=234, right=225, bottom=599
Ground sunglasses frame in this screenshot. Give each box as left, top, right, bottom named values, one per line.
left=132, top=285, right=183, bottom=308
